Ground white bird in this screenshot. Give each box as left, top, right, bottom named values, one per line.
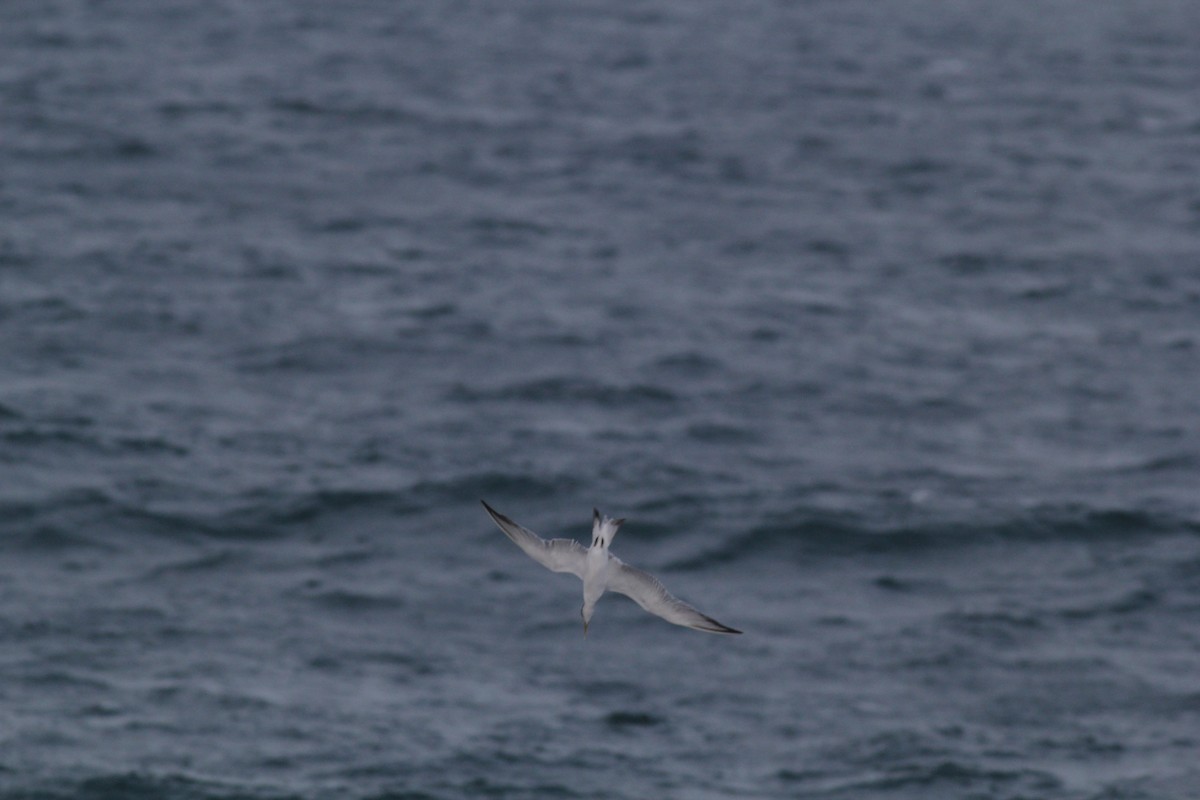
left=481, top=501, right=741, bottom=636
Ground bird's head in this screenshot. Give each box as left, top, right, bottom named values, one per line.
left=581, top=604, right=593, bottom=637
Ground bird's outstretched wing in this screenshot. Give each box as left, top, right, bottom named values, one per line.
left=481, top=501, right=587, bottom=578
left=608, top=559, right=742, bottom=634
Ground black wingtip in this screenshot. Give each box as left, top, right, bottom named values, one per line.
left=593, top=507, right=600, bottom=523
left=705, top=625, right=742, bottom=635
left=697, top=614, right=742, bottom=634
left=480, top=500, right=505, bottom=522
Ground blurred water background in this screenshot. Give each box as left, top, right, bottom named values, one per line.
left=3, top=1, right=1200, bottom=798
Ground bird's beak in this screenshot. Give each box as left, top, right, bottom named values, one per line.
left=583, top=620, right=589, bottom=638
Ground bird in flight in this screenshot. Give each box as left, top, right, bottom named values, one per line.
left=481, top=500, right=741, bottom=636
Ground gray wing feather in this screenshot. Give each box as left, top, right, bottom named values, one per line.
left=608, top=559, right=741, bottom=634
left=481, top=501, right=586, bottom=578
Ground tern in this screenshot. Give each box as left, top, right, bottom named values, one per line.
left=481, top=501, right=741, bottom=636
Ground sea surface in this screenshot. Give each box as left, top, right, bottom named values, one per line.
left=3, top=2, right=1200, bottom=798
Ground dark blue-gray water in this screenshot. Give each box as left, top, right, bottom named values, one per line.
left=3, top=2, right=1200, bottom=798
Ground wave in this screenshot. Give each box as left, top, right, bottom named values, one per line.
left=2, top=425, right=189, bottom=459
left=300, top=588, right=406, bottom=614
left=0, top=469, right=575, bottom=550
left=237, top=489, right=420, bottom=529
left=670, top=505, right=1199, bottom=569
left=683, top=421, right=760, bottom=444
left=0, top=773, right=301, bottom=800
left=604, top=710, right=663, bottom=728
left=851, top=761, right=1061, bottom=794
left=650, top=351, right=724, bottom=376
left=408, top=471, right=572, bottom=504
left=446, top=377, right=678, bottom=407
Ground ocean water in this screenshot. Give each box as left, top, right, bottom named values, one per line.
left=3, top=1, right=1200, bottom=798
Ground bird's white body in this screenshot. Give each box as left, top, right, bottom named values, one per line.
left=581, top=546, right=609, bottom=623
left=481, top=501, right=741, bottom=635
left=581, top=514, right=620, bottom=628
